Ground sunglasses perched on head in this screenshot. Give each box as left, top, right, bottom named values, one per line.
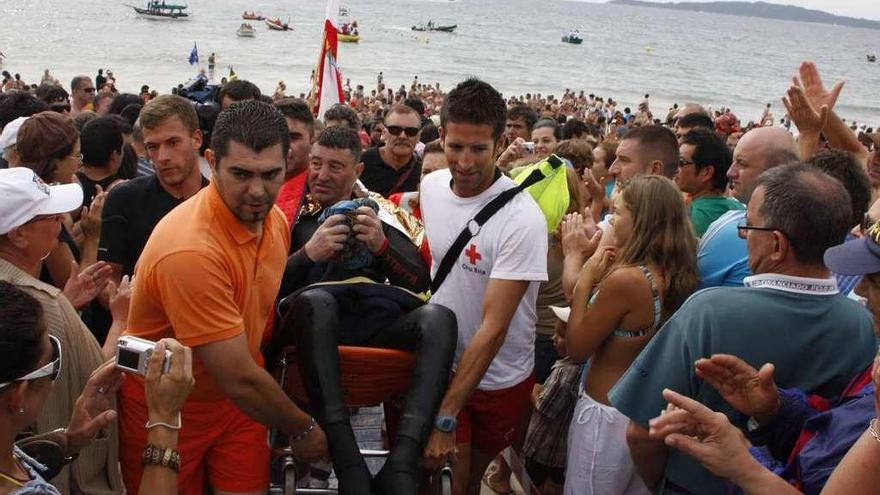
left=385, top=125, right=420, bottom=137
left=0, top=335, right=62, bottom=389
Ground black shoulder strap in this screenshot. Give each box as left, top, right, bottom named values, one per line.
left=430, top=155, right=563, bottom=293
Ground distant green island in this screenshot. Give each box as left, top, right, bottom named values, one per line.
left=608, top=0, right=880, bottom=30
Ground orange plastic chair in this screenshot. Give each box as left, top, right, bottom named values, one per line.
left=279, top=346, right=415, bottom=408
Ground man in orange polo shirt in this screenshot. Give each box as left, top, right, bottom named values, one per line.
left=118, top=101, right=328, bottom=495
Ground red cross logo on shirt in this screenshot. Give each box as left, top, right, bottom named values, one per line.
left=465, top=244, right=482, bottom=265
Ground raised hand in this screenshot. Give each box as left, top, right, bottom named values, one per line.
left=782, top=84, right=828, bottom=135
left=797, top=61, right=845, bottom=115
left=108, top=275, right=132, bottom=324
left=560, top=212, right=602, bottom=258
left=583, top=168, right=607, bottom=204
left=79, top=185, right=107, bottom=240
left=695, top=354, right=779, bottom=424
left=582, top=246, right=616, bottom=281
left=62, top=261, right=113, bottom=310
left=650, top=389, right=757, bottom=481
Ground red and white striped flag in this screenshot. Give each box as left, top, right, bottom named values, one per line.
left=314, top=0, right=344, bottom=119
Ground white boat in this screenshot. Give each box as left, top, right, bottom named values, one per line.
left=237, top=23, right=256, bottom=37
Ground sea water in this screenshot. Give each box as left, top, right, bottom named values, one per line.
left=1, top=0, right=878, bottom=125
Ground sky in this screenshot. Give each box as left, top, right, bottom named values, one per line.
left=593, top=0, right=880, bottom=20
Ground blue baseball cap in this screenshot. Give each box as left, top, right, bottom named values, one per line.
left=824, top=223, right=880, bottom=276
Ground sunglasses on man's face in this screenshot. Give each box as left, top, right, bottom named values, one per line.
left=0, top=335, right=62, bottom=389
left=385, top=125, right=420, bottom=138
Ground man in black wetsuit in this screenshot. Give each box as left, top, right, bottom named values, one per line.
left=277, top=126, right=457, bottom=495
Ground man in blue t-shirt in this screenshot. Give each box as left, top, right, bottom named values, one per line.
left=610, top=163, right=876, bottom=494
left=697, top=127, right=798, bottom=288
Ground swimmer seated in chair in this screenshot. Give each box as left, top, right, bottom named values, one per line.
left=274, top=126, right=457, bottom=495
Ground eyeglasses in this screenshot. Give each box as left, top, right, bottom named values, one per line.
left=737, top=223, right=788, bottom=239
left=385, top=125, right=420, bottom=137
left=82, top=87, right=96, bottom=94
left=0, top=335, right=62, bottom=390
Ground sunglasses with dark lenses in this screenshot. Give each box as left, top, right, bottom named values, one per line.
left=385, top=125, right=420, bottom=138
left=0, top=335, right=62, bottom=389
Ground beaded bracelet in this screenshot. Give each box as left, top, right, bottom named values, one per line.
left=142, top=443, right=181, bottom=472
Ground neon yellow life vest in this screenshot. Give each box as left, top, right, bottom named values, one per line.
left=511, top=155, right=570, bottom=232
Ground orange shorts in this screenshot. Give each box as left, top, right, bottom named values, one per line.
left=118, top=379, right=269, bottom=495
left=456, top=374, right=535, bottom=455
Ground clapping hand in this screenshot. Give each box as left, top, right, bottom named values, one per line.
left=582, top=246, right=616, bottom=281
left=79, top=186, right=107, bottom=240
left=107, top=275, right=132, bottom=324
left=560, top=212, right=602, bottom=258
left=694, top=354, right=780, bottom=425
left=583, top=168, right=607, bottom=204
left=649, top=389, right=756, bottom=481
left=782, top=84, right=828, bottom=135
left=62, top=261, right=113, bottom=310
left=797, top=61, right=845, bottom=118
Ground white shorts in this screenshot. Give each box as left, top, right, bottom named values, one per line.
left=564, top=391, right=650, bottom=495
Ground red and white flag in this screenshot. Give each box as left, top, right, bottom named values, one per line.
left=314, top=0, right=344, bottom=119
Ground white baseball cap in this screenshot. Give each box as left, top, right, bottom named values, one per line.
left=0, top=168, right=83, bottom=235
left=0, top=116, right=28, bottom=150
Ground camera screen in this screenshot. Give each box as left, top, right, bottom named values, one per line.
left=118, top=348, right=141, bottom=370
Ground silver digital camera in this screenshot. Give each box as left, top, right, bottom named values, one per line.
left=115, top=336, right=172, bottom=376
left=522, top=141, right=536, bottom=153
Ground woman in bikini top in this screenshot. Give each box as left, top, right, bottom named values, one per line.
left=567, top=175, right=699, bottom=406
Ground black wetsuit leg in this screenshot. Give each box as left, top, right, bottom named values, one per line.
left=370, top=304, right=458, bottom=495
left=289, top=288, right=372, bottom=495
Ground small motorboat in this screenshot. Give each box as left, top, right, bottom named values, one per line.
left=868, top=54, right=877, bottom=63
left=411, top=21, right=456, bottom=32
left=266, top=17, right=292, bottom=31
left=562, top=35, right=583, bottom=44
left=237, top=23, right=256, bottom=37
left=129, top=0, right=189, bottom=19
left=242, top=11, right=264, bottom=21
left=337, top=19, right=360, bottom=42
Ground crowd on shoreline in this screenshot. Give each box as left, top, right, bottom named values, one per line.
left=1, top=54, right=880, bottom=495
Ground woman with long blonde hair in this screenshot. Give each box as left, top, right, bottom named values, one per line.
left=563, top=175, right=698, bottom=495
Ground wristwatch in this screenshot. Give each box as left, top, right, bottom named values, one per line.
left=434, top=415, right=457, bottom=433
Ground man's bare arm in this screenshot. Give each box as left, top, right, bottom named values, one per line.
left=436, top=279, right=529, bottom=416
left=197, top=333, right=312, bottom=434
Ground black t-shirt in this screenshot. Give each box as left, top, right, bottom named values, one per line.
left=76, top=170, right=120, bottom=209
left=359, top=145, right=421, bottom=197
left=98, top=174, right=209, bottom=276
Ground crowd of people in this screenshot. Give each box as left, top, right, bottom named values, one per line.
left=0, top=55, right=878, bottom=495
